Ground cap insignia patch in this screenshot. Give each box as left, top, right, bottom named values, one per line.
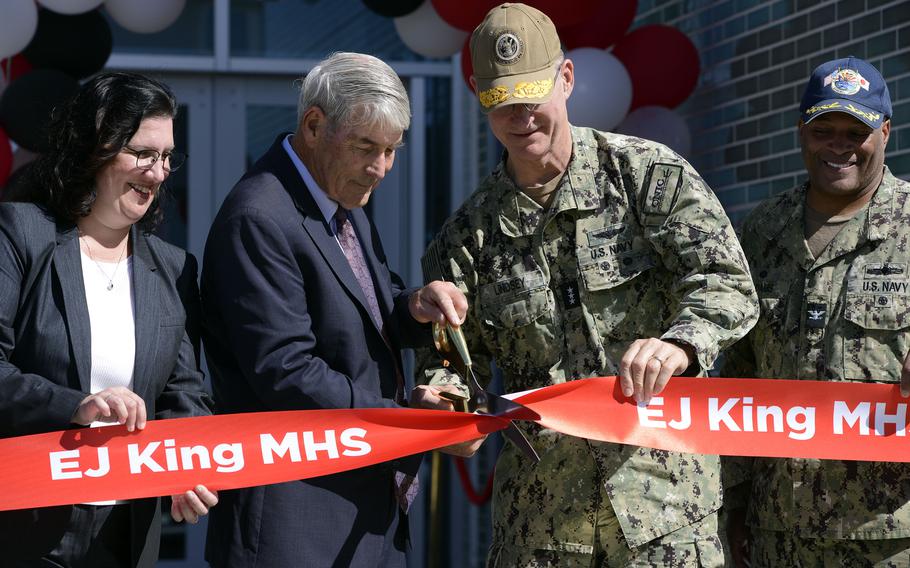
left=824, top=68, right=870, bottom=96
left=495, top=32, right=522, bottom=64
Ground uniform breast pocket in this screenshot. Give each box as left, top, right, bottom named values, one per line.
left=478, top=285, right=556, bottom=370
left=842, top=293, right=910, bottom=382
left=579, top=250, right=656, bottom=336
left=750, top=295, right=789, bottom=373
left=757, top=294, right=788, bottom=333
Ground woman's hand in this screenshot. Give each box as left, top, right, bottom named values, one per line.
left=71, top=386, right=147, bottom=432
left=171, top=485, right=219, bottom=524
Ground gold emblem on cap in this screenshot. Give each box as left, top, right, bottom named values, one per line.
left=478, top=78, right=554, bottom=109
left=495, top=32, right=522, bottom=64
left=845, top=103, right=880, bottom=122
left=805, top=101, right=842, bottom=115
left=514, top=78, right=553, bottom=99
left=804, top=100, right=881, bottom=123
left=479, top=86, right=511, bottom=108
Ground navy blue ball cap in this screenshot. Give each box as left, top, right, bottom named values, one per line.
left=800, top=56, right=892, bottom=129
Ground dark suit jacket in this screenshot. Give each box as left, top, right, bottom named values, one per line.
left=202, top=135, right=431, bottom=567
left=0, top=202, right=212, bottom=567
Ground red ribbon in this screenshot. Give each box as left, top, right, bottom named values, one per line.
left=2, top=376, right=909, bottom=511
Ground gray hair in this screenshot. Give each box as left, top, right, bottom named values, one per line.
left=297, top=52, right=411, bottom=133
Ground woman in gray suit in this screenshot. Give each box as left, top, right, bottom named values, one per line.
left=0, top=72, right=217, bottom=567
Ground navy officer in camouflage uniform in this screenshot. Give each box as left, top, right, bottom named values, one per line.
left=722, top=57, right=910, bottom=566
left=415, top=4, right=759, bottom=566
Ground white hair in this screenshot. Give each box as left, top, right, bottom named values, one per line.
left=297, top=52, right=411, bottom=133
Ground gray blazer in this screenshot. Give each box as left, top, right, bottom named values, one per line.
left=0, top=202, right=212, bottom=566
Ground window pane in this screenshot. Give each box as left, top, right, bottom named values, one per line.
left=154, top=105, right=189, bottom=248
left=246, top=105, right=298, bottom=169
left=107, top=0, right=214, bottom=56
left=231, top=0, right=434, bottom=61
left=424, top=76, right=452, bottom=243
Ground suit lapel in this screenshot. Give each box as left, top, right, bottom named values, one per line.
left=130, top=228, right=160, bottom=398
left=300, top=214, right=374, bottom=316
left=52, top=226, right=92, bottom=391
left=263, top=137, right=383, bottom=334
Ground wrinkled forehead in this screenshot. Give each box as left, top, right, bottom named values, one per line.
left=340, top=121, right=404, bottom=148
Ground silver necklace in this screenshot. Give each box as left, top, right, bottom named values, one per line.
left=81, top=236, right=127, bottom=291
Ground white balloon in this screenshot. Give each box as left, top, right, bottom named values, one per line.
left=38, top=0, right=105, bottom=15
left=616, top=105, right=692, bottom=157
left=0, top=0, right=38, bottom=59
left=565, top=48, right=632, bottom=132
left=394, top=0, right=467, bottom=59
left=105, top=0, right=186, bottom=34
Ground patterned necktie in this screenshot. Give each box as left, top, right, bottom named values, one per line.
left=335, top=208, right=384, bottom=330
left=334, top=208, right=418, bottom=512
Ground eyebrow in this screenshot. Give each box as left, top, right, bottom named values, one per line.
left=128, top=144, right=177, bottom=152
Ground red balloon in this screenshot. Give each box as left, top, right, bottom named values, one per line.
left=431, top=0, right=499, bottom=32
left=1, top=54, right=32, bottom=83
left=611, top=25, right=700, bottom=111
left=460, top=37, right=475, bottom=94
left=523, top=0, right=600, bottom=28
left=0, top=127, right=12, bottom=188
left=562, top=0, right=637, bottom=50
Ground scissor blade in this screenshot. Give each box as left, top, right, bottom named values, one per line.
left=502, top=422, right=541, bottom=463
left=485, top=390, right=540, bottom=421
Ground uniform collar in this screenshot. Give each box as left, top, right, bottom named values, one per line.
left=757, top=166, right=897, bottom=269
left=495, top=125, right=600, bottom=238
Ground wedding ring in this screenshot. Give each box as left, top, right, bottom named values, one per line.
left=651, top=355, right=664, bottom=364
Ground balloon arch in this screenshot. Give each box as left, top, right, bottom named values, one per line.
left=0, top=0, right=188, bottom=193
left=0, top=1, right=701, bottom=194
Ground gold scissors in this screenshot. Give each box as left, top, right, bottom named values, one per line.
left=432, top=322, right=540, bottom=463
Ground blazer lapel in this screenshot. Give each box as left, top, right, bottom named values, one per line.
left=52, top=226, right=92, bottom=391
left=300, top=214, right=376, bottom=319
left=263, top=137, right=382, bottom=334
left=130, top=228, right=160, bottom=398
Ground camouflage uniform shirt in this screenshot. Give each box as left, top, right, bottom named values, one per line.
left=420, top=126, right=758, bottom=552
left=723, top=167, right=910, bottom=539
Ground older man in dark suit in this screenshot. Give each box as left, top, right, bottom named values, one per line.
left=201, top=52, right=467, bottom=567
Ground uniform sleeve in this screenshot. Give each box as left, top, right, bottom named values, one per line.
left=634, top=152, right=759, bottom=372
left=719, top=332, right=757, bottom=504
left=414, top=231, right=489, bottom=398
left=716, top=222, right=761, bottom=504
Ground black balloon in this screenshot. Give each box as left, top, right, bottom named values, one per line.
left=23, top=8, right=112, bottom=79
left=362, top=0, right=424, bottom=18
left=0, top=70, right=79, bottom=153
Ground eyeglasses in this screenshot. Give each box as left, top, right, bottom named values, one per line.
left=122, top=146, right=187, bottom=173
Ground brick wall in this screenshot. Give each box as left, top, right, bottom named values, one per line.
left=636, top=0, right=910, bottom=223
